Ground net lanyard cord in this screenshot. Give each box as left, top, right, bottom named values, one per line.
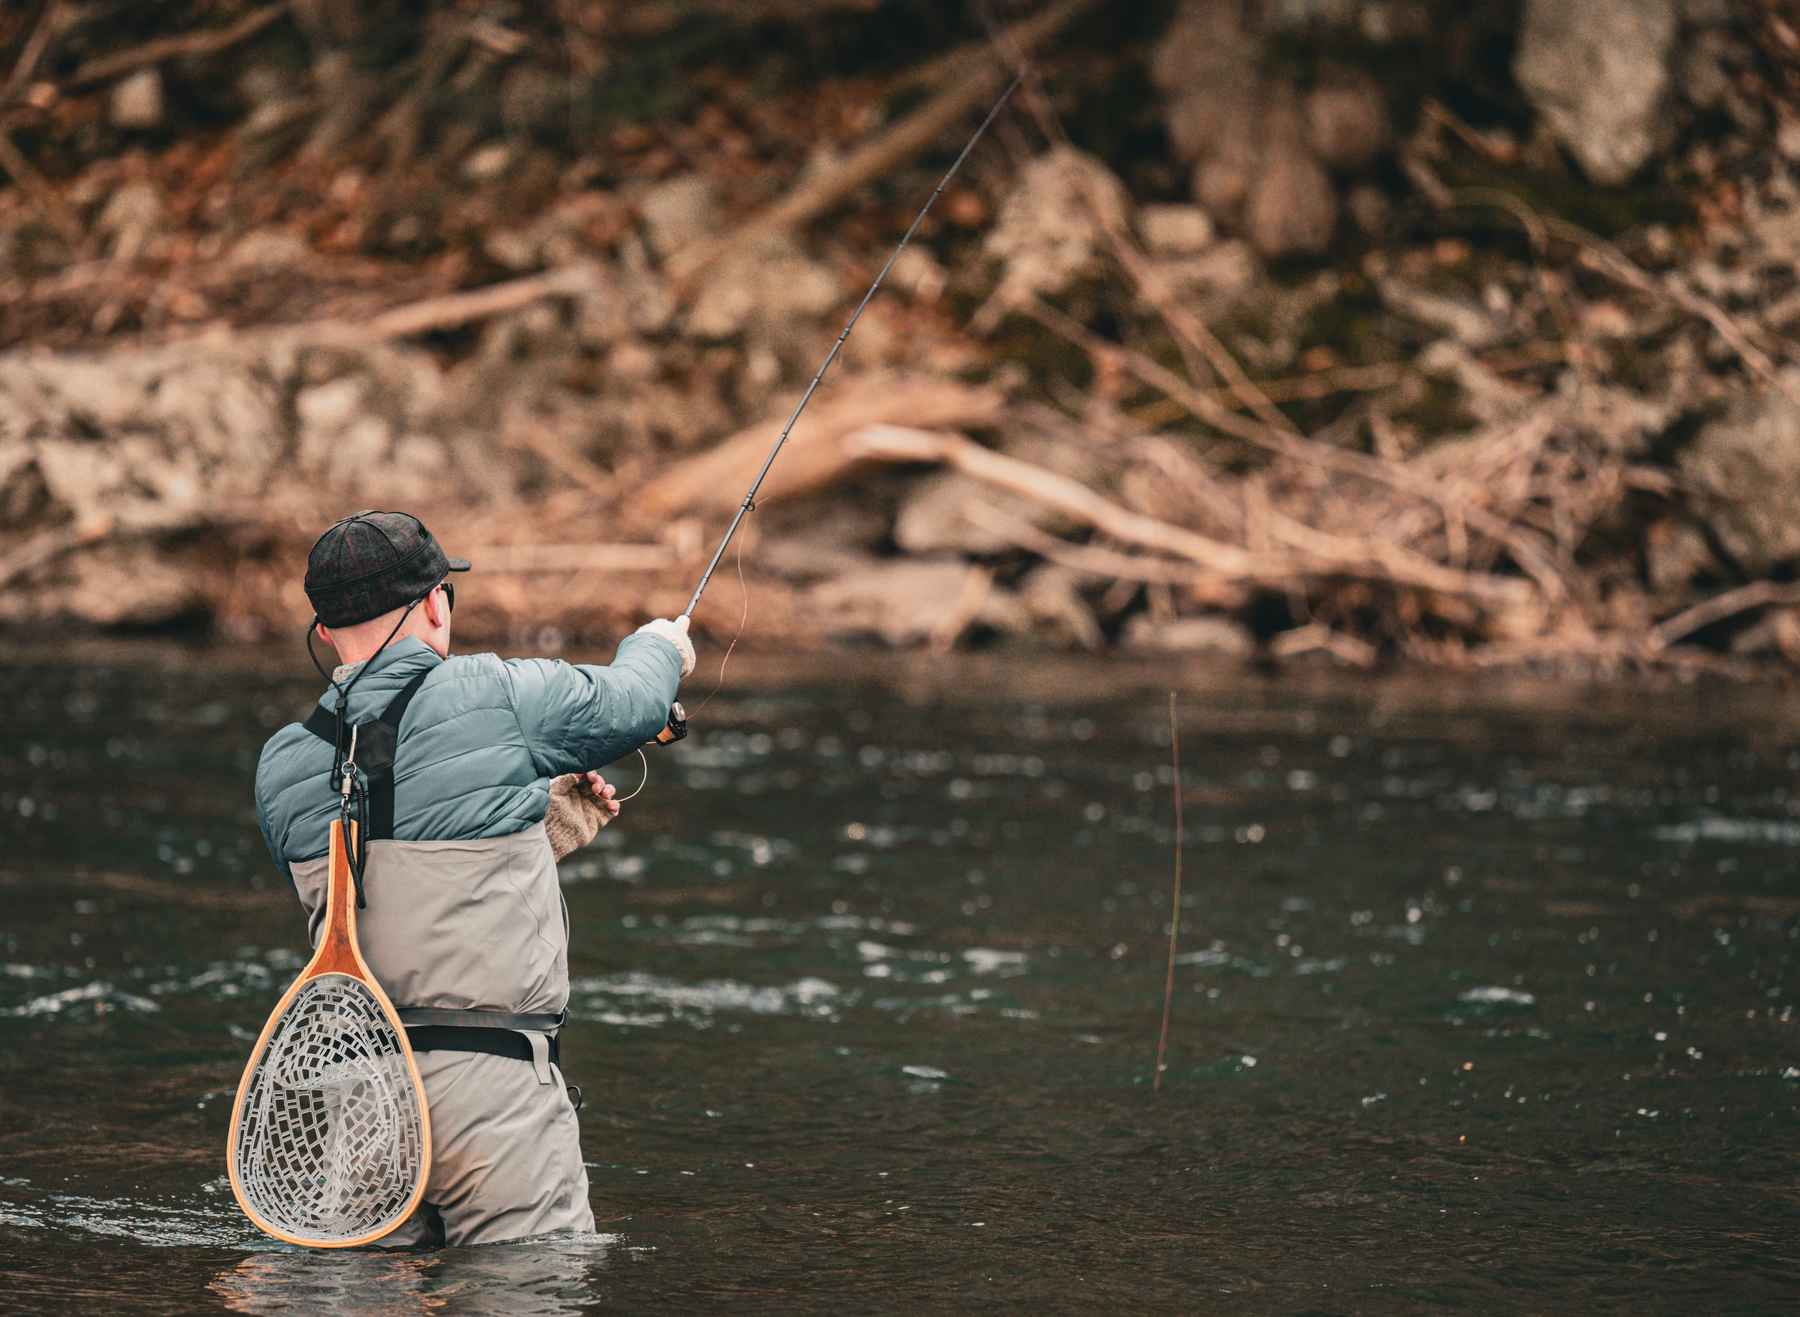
left=305, top=599, right=422, bottom=905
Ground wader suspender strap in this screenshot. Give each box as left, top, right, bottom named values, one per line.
left=301, top=668, right=432, bottom=841
left=298, top=669, right=575, bottom=1096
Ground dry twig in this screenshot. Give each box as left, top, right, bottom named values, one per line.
left=1153, top=691, right=1183, bottom=1093
left=65, top=2, right=289, bottom=88
left=1649, top=580, right=1800, bottom=651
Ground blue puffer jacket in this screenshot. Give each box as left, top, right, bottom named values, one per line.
left=255, top=633, right=683, bottom=880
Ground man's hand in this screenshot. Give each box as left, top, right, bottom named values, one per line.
left=544, top=770, right=621, bottom=861
left=635, top=614, right=696, bottom=679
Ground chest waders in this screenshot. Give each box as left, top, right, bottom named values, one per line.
left=302, top=674, right=579, bottom=1105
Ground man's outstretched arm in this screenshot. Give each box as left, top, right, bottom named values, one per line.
left=504, top=618, right=695, bottom=776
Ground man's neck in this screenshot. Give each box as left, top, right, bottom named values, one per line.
left=329, top=635, right=434, bottom=684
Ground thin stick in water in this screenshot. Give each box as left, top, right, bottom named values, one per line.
left=1154, top=691, right=1184, bottom=1092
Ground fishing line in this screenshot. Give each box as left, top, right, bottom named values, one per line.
left=615, top=748, right=650, bottom=804
left=1153, top=691, right=1184, bottom=1092
left=694, top=519, right=752, bottom=719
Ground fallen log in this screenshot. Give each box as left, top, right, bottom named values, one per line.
left=635, top=374, right=1006, bottom=519
left=844, top=424, right=1539, bottom=612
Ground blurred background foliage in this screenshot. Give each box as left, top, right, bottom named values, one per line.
left=3, top=0, right=1799, bottom=676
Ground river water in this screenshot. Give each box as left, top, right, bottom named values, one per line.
left=0, top=643, right=1794, bottom=1312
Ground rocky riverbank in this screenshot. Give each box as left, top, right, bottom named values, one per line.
left=4, top=1, right=1799, bottom=674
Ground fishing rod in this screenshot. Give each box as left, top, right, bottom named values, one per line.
left=649, top=70, right=1023, bottom=748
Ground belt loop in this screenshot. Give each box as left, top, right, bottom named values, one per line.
left=526, top=1031, right=553, bottom=1085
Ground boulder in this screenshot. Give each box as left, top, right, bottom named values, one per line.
left=1138, top=204, right=1214, bottom=255
left=982, top=147, right=1132, bottom=310
left=1017, top=565, right=1103, bottom=650
left=1189, top=97, right=1265, bottom=227
left=109, top=69, right=164, bottom=130
left=637, top=174, right=720, bottom=260
left=758, top=500, right=890, bottom=582
left=1151, top=1, right=1262, bottom=163
left=807, top=560, right=1024, bottom=647
left=685, top=237, right=841, bottom=342
left=0, top=348, right=286, bottom=538
left=1513, top=0, right=1678, bottom=185
left=1679, top=372, right=1800, bottom=572
left=1122, top=614, right=1255, bottom=655
left=892, top=433, right=1104, bottom=556
left=1244, top=144, right=1337, bottom=258
left=227, top=229, right=311, bottom=270
left=1149, top=240, right=1259, bottom=311
left=94, top=180, right=166, bottom=263
left=1305, top=71, right=1389, bottom=171
left=0, top=540, right=203, bottom=628
left=1643, top=518, right=1715, bottom=599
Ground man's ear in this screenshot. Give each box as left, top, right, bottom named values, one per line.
left=423, top=587, right=448, bottom=629
left=315, top=620, right=335, bottom=649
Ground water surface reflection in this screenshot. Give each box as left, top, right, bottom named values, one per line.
left=0, top=645, right=1794, bottom=1309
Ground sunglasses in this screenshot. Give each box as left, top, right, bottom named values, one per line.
left=421, top=581, right=454, bottom=612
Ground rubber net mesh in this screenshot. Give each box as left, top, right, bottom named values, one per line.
left=233, top=972, right=426, bottom=1242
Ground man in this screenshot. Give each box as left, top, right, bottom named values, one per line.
left=253, top=510, right=695, bottom=1246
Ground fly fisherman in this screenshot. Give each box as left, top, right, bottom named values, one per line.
left=253, top=510, right=696, bottom=1246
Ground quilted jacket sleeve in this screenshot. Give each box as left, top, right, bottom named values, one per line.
left=503, top=631, right=684, bottom=776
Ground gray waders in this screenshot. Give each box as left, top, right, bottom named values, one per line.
left=296, top=677, right=594, bottom=1245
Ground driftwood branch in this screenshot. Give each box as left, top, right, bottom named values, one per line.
left=637, top=375, right=1006, bottom=518
left=4, top=1, right=62, bottom=102
left=846, top=424, right=1536, bottom=609
left=1023, top=296, right=1572, bottom=605
left=318, top=265, right=595, bottom=343
left=65, top=2, right=289, bottom=89
left=848, top=424, right=1267, bottom=575
left=1648, top=580, right=1800, bottom=651
left=963, top=502, right=1238, bottom=592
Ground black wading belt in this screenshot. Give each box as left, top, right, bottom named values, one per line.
left=300, top=669, right=575, bottom=1097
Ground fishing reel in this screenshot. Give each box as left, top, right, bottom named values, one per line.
left=652, top=701, right=688, bottom=746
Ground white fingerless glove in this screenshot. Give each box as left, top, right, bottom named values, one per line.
left=635, top=615, right=696, bottom=678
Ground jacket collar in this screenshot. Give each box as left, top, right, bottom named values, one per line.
left=321, top=636, right=443, bottom=711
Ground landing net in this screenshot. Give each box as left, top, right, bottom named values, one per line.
left=233, top=972, right=426, bottom=1242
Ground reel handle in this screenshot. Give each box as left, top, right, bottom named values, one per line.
left=652, top=701, right=688, bottom=746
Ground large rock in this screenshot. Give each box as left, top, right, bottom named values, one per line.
left=1679, top=372, right=1800, bottom=572
left=1244, top=141, right=1337, bottom=258
left=807, top=560, right=1025, bottom=647
left=1138, top=204, right=1214, bottom=255
left=685, top=236, right=841, bottom=342
left=94, top=180, right=166, bottom=263
left=982, top=147, right=1132, bottom=311
left=0, top=349, right=285, bottom=538
left=1305, top=70, right=1389, bottom=171
left=892, top=433, right=1103, bottom=556
left=1122, top=614, right=1255, bottom=655
left=109, top=69, right=164, bottom=130
left=637, top=174, right=720, bottom=260
left=1514, top=0, right=1678, bottom=185
left=1016, top=564, right=1102, bottom=650
left=1154, top=3, right=1386, bottom=258
left=1151, top=2, right=1262, bottom=161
